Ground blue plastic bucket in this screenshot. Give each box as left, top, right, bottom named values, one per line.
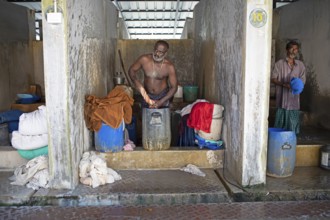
left=267, top=128, right=297, bottom=177
left=94, top=121, right=124, bottom=153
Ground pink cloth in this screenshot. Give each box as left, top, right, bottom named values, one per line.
left=123, top=139, right=136, bottom=151
left=187, top=102, right=214, bottom=133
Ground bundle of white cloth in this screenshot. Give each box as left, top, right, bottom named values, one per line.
left=79, top=151, right=121, bottom=188
left=9, top=155, right=49, bottom=190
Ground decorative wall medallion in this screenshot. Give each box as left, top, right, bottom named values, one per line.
left=249, top=8, right=267, bottom=28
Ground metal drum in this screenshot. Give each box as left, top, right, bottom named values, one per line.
left=142, top=108, right=171, bottom=150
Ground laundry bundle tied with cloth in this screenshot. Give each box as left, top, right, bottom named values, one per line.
left=84, top=85, right=134, bottom=131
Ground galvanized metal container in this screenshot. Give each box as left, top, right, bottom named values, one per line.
left=142, top=108, right=171, bottom=150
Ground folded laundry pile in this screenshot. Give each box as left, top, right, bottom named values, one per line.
left=180, top=101, right=224, bottom=150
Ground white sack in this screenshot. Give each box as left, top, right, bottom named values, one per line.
left=18, top=105, right=48, bottom=135
left=11, top=131, right=48, bottom=150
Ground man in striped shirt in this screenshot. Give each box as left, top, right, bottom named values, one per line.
left=271, top=41, right=306, bottom=134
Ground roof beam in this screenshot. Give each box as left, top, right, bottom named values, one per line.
left=112, top=0, right=198, bottom=2
left=130, top=33, right=181, bottom=35
left=125, top=18, right=186, bottom=21
left=121, top=9, right=191, bottom=13
left=173, top=0, right=180, bottom=37
left=127, top=26, right=184, bottom=29
left=7, top=0, right=41, bottom=2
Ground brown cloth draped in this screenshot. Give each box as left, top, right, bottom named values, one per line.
left=84, top=86, right=134, bottom=131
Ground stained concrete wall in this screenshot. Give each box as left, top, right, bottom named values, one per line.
left=32, top=41, right=44, bottom=96
left=181, top=18, right=194, bottom=39
left=117, top=39, right=195, bottom=89
left=0, top=1, right=35, bottom=42
left=0, top=43, right=34, bottom=111
left=0, top=2, right=37, bottom=111
left=118, top=18, right=130, bottom=39
left=42, top=0, right=118, bottom=189
left=273, top=0, right=330, bottom=129
left=193, top=0, right=272, bottom=186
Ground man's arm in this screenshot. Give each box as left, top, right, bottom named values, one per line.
left=271, top=78, right=291, bottom=89
left=299, top=63, right=306, bottom=84
left=271, top=61, right=291, bottom=89
left=128, top=56, right=155, bottom=105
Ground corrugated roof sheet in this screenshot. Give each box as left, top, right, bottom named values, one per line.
left=7, top=0, right=300, bottom=39
left=112, top=0, right=199, bottom=39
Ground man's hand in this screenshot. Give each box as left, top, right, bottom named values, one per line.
left=283, top=83, right=291, bottom=89
left=149, top=100, right=163, bottom=109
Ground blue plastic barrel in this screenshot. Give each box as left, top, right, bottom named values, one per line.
left=125, top=115, right=137, bottom=144
left=94, top=121, right=124, bottom=153
left=267, top=128, right=297, bottom=177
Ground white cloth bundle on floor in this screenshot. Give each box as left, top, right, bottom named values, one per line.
left=18, top=105, right=48, bottom=135
left=9, top=155, right=49, bottom=190
left=11, top=131, right=48, bottom=150
left=79, top=151, right=121, bottom=188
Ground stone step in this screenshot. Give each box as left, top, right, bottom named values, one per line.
left=0, top=144, right=323, bottom=171
left=98, top=147, right=224, bottom=170
left=295, top=144, right=322, bottom=167
left=0, top=146, right=28, bottom=171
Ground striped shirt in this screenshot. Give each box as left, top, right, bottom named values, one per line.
left=271, top=59, right=306, bottom=110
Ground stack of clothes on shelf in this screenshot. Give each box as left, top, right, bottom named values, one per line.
left=0, top=109, right=23, bottom=145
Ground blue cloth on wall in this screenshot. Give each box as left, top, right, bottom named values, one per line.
left=0, top=110, right=23, bottom=124
left=8, top=121, right=19, bottom=133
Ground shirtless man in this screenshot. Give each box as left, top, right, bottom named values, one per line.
left=128, top=40, right=178, bottom=108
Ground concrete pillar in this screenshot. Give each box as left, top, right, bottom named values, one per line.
left=42, top=0, right=73, bottom=189
left=241, top=0, right=272, bottom=186
left=193, top=0, right=272, bottom=187
left=42, top=0, right=118, bottom=189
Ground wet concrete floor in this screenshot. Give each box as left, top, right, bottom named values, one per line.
left=1, top=200, right=330, bottom=220
left=0, top=166, right=329, bottom=219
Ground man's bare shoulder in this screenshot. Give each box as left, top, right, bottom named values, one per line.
left=138, top=54, right=153, bottom=63
left=164, top=58, right=175, bottom=67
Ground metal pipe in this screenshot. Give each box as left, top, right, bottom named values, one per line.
left=173, top=0, right=180, bottom=38
left=54, top=0, right=57, bottom=13
left=115, top=0, right=130, bottom=38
